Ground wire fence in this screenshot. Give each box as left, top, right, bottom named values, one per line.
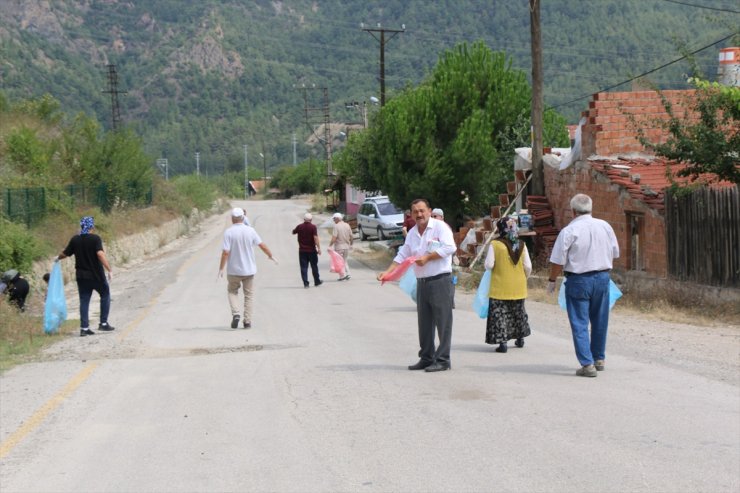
left=1, top=184, right=153, bottom=227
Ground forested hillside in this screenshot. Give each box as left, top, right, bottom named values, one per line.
left=1, top=0, right=737, bottom=177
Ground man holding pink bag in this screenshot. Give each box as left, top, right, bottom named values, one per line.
left=377, top=199, right=456, bottom=372
left=328, top=212, right=353, bottom=281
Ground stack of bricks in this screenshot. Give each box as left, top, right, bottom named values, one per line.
left=527, top=195, right=559, bottom=265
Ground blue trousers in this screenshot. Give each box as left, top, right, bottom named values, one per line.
left=565, top=271, right=610, bottom=366
left=77, top=278, right=110, bottom=329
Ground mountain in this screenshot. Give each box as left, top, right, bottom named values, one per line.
left=1, top=0, right=737, bottom=177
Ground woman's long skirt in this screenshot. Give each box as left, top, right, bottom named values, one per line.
left=485, top=298, right=531, bottom=345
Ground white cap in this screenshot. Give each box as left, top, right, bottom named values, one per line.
left=304, top=213, right=313, bottom=221
left=332, top=212, right=343, bottom=220
left=232, top=207, right=244, bottom=218
left=432, top=208, right=444, bottom=217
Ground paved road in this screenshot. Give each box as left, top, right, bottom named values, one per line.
left=1, top=199, right=738, bottom=493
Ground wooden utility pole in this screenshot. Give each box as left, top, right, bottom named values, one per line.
left=362, top=24, right=404, bottom=106
left=530, top=0, right=544, bottom=196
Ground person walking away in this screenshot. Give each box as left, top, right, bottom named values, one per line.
left=56, top=216, right=114, bottom=336
left=329, top=212, right=353, bottom=281
left=548, top=193, right=619, bottom=377
left=484, top=216, right=532, bottom=353
left=378, top=199, right=456, bottom=372
left=219, top=208, right=275, bottom=329
left=402, top=209, right=415, bottom=237
left=241, top=208, right=251, bottom=226
left=1, top=269, right=30, bottom=312
left=292, top=213, right=322, bottom=288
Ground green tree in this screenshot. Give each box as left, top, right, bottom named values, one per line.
left=271, top=160, right=324, bottom=197
left=638, top=79, right=740, bottom=184
left=5, top=127, right=51, bottom=176
left=336, top=41, right=569, bottom=223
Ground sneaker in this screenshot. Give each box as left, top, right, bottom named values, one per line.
left=595, top=360, right=605, bottom=371
left=342, top=275, right=351, bottom=281
left=243, top=321, right=251, bottom=329
left=304, top=282, right=310, bottom=289
left=515, top=338, right=525, bottom=348
left=98, top=322, right=115, bottom=332
left=80, top=328, right=95, bottom=337
left=495, top=342, right=508, bottom=353
left=231, top=314, right=240, bottom=329
left=576, top=365, right=598, bottom=377
left=315, top=280, right=323, bottom=286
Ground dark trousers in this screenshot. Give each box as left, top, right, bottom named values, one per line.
left=77, top=278, right=110, bottom=328
left=416, top=273, right=453, bottom=364
left=299, top=251, right=321, bottom=286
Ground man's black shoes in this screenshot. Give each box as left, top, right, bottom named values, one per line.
left=98, top=322, right=115, bottom=332
left=408, top=360, right=433, bottom=371
left=424, top=362, right=451, bottom=372
left=231, top=314, right=240, bottom=329
left=80, top=328, right=95, bottom=337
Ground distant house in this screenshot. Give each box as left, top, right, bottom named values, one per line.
left=542, top=89, right=737, bottom=292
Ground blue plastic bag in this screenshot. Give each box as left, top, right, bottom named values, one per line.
left=399, top=269, right=417, bottom=304
left=44, top=262, right=67, bottom=334
left=558, top=277, right=623, bottom=311
left=472, top=269, right=491, bottom=319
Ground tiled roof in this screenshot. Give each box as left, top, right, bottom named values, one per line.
left=588, top=155, right=735, bottom=212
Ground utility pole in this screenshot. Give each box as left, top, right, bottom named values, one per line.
left=195, top=152, right=200, bottom=176
left=244, top=144, right=249, bottom=200
left=363, top=24, right=405, bottom=106
left=298, top=85, right=333, bottom=175
left=530, top=0, right=544, bottom=196
left=292, top=133, right=297, bottom=166
left=102, top=64, right=126, bottom=131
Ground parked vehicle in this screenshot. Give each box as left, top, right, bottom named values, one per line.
left=357, top=196, right=405, bottom=240
left=357, top=196, right=403, bottom=240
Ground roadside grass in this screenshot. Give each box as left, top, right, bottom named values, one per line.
left=0, top=302, right=78, bottom=372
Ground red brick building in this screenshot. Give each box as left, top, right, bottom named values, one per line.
left=543, top=89, right=728, bottom=280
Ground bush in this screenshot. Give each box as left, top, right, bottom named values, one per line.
left=154, top=175, right=218, bottom=215
left=0, top=218, right=45, bottom=273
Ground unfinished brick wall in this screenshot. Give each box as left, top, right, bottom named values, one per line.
left=581, top=90, right=696, bottom=156
left=544, top=163, right=668, bottom=278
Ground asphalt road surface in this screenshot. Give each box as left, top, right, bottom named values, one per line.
left=1, top=199, right=738, bottom=493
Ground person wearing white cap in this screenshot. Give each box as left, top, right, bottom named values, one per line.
left=292, top=212, right=322, bottom=288
left=329, top=212, right=353, bottom=281
left=218, top=207, right=275, bottom=329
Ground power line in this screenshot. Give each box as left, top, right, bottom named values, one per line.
left=551, top=32, right=737, bottom=109
left=660, top=0, right=740, bottom=14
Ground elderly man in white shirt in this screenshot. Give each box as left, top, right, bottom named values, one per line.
left=378, top=199, right=457, bottom=372
left=548, top=194, right=619, bottom=377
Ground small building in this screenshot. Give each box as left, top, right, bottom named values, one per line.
left=541, top=89, right=737, bottom=300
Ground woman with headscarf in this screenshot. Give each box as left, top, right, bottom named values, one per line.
left=56, top=216, right=115, bottom=337
left=484, top=216, right=532, bottom=352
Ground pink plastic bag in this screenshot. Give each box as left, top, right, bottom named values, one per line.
left=380, top=256, right=417, bottom=285
left=328, top=249, right=345, bottom=277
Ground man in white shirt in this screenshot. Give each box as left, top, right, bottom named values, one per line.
left=219, top=208, right=275, bottom=329
left=548, top=194, right=619, bottom=377
left=378, top=199, right=457, bottom=372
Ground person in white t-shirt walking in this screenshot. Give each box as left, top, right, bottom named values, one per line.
left=218, top=208, right=275, bottom=329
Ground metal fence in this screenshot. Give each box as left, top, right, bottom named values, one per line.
left=665, top=185, right=739, bottom=287
left=2, top=184, right=153, bottom=227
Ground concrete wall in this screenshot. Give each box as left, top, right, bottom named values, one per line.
left=31, top=208, right=207, bottom=287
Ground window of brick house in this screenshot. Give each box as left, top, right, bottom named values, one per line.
left=627, top=213, right=644, bottom=271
